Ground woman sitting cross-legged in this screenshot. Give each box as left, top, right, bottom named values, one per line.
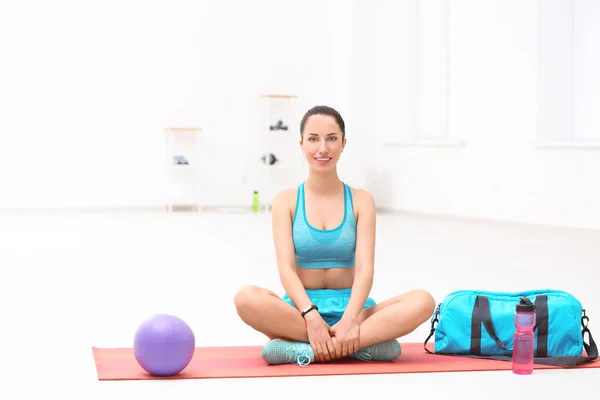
left=234, top=105, right=436, bottom=366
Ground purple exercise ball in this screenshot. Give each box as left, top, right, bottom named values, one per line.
left=133, top=314, right=196, bottom=376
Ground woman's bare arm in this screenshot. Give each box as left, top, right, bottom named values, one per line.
left=271, top=189, right=313, bottom=312
left=344, top=189, right=376, bottom=320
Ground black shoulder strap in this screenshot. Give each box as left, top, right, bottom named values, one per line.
left=423, top=296, right=598, bottom=367
left=424, top=304, right=440, bottom=355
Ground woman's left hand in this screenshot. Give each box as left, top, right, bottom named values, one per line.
left=330, top=316, right=360, bottom=358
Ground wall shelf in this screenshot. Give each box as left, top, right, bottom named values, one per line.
left=257, top=94, right=299, bottom=211
left=164, top=127, right=203, bottom=212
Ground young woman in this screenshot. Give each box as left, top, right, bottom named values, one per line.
left=234, top=105, right=436, bottom=366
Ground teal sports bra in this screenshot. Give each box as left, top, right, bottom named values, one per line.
left=292, top=182, right=356, bottom=269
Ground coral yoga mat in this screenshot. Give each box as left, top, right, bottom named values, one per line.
left=92, top=343, right=600, bottom=380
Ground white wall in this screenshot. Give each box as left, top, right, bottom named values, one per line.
left=1, top=0, right=599, bottom=232
left=0, top=0, right=372, bottom=209
left=372, top=0, right=600, bottom=231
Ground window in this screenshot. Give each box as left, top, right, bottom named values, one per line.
left=377, top=0, right=461, bottom=146
left=538, top=0, right=600, bottom=147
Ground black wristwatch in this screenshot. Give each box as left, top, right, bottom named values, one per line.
left=301, top=304, right=318, bottom=318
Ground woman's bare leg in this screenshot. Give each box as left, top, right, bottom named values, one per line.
left=234, top=285, right=309, bottom=342
left=355, top=289, right=436, bottom=349
left=235, top=285, right=435, bottom=357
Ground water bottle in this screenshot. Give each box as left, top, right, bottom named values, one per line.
left=512, top=297, right=536, bottom=375
left=252, top=191, right=260, bottom=213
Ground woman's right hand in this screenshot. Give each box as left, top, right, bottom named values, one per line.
left=304, top=311, right=335, bottom=362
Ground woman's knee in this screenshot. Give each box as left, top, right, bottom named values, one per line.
left=234, top=285, right=271, bottom=318
left=412, top=289, right=436, bottom=321
left=234, top=285, right=258, bottom=314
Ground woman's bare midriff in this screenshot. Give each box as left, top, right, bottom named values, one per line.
left=296, top=267, right=355, bottom=290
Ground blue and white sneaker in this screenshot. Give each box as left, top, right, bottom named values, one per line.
left=350, top=340, right=402, bottom=362
left=261, top=339, right=314, bottom=366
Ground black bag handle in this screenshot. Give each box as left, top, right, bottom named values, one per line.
left=534, top=295, right=549, bottom=357
left=471, top=295, right=508, bottom=354
left=424, top=295, right=598, bottom=367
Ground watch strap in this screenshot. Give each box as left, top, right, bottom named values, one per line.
left=301, top=304, right=318, bottom=318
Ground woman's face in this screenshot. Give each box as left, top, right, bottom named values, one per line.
left=300, top=114, right=346, bottom=172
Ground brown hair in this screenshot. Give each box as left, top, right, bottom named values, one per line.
left=300, top=105, right=346, bottom=139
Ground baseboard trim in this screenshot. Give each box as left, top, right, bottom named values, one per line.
left=376, top=208, right=599, bottom=233
left=0, top=205, right=596, bottom=232
left=0, top=206, right=163, bottom=213
left=0, top=204, right=254, bottom=213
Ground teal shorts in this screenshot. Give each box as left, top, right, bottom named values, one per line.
left=282, top=288, right=376, bottom=326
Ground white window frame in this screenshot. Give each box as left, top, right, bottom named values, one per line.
left=537, top=0, right=600, bottom=149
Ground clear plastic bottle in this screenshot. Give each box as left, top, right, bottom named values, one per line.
left=512, top=297, right=536, bottom=375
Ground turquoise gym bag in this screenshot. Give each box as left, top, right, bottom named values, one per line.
left=424, top=289, right=598, bottom=366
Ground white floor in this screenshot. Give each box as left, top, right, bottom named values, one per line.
left=1, top=210, right=599, bottom=399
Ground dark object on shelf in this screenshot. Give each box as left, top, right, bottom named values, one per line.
left=173, top=155, right=189, bottom=165
left=261, top=153, right=279, bottom=166
left=269, top=120, right=288, bottom=131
